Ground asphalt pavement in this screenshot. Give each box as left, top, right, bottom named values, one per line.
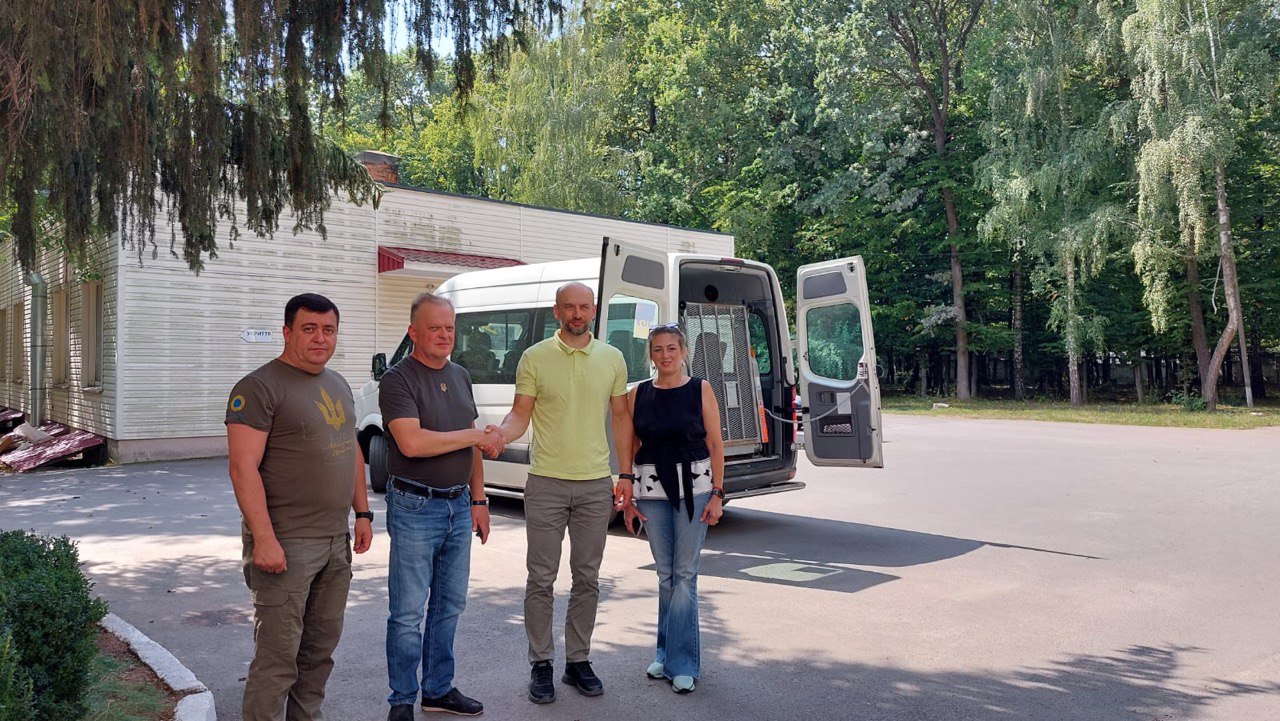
left=3, top=414, right=1280, bottom=720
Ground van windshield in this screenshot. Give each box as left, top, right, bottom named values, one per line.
left=389, top=334, right=414, bottom=368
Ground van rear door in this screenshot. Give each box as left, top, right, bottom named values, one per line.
left=795, top=256, right=883, bottom=468
left=595, top=238, right=673, bottom=381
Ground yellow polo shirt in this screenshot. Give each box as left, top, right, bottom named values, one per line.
left=515, top=331, right=628, bottom=480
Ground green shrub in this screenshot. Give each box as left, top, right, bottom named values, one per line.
left=0, top=531, right=109, bottom=721
left=1170, top=389, right=1208, bottom=412
left=1219, top=390, right=1246, bottom=407
left=0, top=629, right=34, bottom=721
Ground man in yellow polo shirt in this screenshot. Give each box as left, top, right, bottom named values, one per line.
left=492, top=281, right=635, bottom=704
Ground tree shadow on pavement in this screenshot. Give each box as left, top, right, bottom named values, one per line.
left=6, top=461, right=1277, bottom=720
left=618, top=506, right=1101, bottom=595
left=332, top=585, right=1280, bottom=721
left=76, top=553, right=1280, bottom=721
left=0, top=459, right=233, bottom=538
left=700, top=641, right=1279, bottom=721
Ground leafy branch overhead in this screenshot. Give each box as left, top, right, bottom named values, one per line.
left=0, top=0, right=559, bottom=273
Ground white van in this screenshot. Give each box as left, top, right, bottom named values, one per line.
left=354, top=238, right=882, bottom=499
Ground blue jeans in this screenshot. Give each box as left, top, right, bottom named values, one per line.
left=637, top=492, right=711, bottom=679
left=385, top=485, right=472, bottom=705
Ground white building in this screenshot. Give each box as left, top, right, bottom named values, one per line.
left=0, top=156, right=732, bottom=462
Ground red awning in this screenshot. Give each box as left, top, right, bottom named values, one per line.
left=377, top=246, right=524, bottom=273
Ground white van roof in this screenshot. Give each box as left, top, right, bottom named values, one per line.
left=435, top=251, right=781, bottom=311
left=435, top=257, right=603, bottom=310
left=437, top=257, right=598, bottom=293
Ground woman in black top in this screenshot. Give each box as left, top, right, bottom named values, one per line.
left=619, top=322, right=725, bottom=693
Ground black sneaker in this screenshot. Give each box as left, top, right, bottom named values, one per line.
left=388, top=704, right=414, bottom=721
left=529, top=660, right=555, bottom=704
left=561, top=660, right=604, bottom=697
left=421, top=687, right=483, bottom=716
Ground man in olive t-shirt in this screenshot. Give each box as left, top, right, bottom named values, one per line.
left=226, top=293, right=372, bottom=721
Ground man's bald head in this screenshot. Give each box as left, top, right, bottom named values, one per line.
left=555, top=282, right=595, bottom=305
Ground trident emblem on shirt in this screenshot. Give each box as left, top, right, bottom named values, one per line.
left=315, top=387, right=347, bottom=431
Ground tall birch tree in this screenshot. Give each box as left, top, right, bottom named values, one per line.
left=979, top=0, right=1131, bottom=405
left=1122, top=0, right=1275, bottom=409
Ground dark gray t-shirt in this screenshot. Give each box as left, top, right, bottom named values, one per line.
left=379, top=356, right=479, bottom=488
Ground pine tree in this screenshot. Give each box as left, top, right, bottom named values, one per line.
left=0, top=0, right=557, bottom=273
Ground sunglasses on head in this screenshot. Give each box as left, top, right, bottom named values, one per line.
left=648, top=322, right=682, bottom=334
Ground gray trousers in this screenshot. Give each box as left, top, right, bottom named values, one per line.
left=523, top=473, right=614, bottom=664
left=241, top=533, right=352, bottom=721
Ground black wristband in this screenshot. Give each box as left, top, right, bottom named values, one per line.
left=355, top=511, right=374, bottom=521
left=618, top=473, right=637, bottom=481
left=710, top=488, right=725, bottom=500
left=471, top=498, right=489, bottom=507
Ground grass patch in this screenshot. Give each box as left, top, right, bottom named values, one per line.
left=85, top=630, right=173, bottom=721
left=882, top=396, right=1280, bottom=430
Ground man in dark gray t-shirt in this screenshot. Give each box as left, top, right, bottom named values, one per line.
left=381, top=358, right=477, bottom=488
left=378, top=292, right=500, bottom=720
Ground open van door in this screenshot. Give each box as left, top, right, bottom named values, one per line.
left=795, top=256, right=883, bottom=468
left=595, top=238, right=674, bottom=382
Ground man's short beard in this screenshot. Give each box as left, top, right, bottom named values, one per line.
left=561, top=321, right=588, bottom=336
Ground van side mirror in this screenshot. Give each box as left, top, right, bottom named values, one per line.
left=372, top=353, right=388, bottom=381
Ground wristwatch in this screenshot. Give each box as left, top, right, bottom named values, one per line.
left=471, top=498, right=489, bottom=507
left=355, top=511, right=374, bottom=522
left=710, top=488, right=726, bottom=500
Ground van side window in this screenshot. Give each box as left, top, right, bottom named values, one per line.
left=603, top=295, right=658, bottom=382
left=539, top=312, right=559, bottom=341
left=805, top=304, right=863, bottom=381
left=454, top=310, right=537, bottom=383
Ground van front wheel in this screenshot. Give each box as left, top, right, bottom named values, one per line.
left=369, top=434, right=389, bottom=494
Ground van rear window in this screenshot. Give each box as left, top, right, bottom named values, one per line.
left=603, top=295, right=658, bottom=382
left=748, top=312, right=772, bottom=375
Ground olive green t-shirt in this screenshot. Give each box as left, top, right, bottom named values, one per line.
left=225, top=359, right=357, bottom=538
left=514, top=332, right=628, bottom=480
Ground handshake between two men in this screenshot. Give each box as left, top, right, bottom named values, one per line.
left=472, top=425, right=506, bottom=459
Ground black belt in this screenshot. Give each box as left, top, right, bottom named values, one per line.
left=391, top=476, right=468, bottom=499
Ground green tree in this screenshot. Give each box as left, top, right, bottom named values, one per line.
left=471, top=20, right=634, bottom=215
left=819, top=0, right=987, bottom=399
left=0, top=0, right=557, bottom=273
left=332, top=55, right=481, bottom=194
left=1229, top=105, right=1280, bottom=398
left=594, top=0, right=774, bottom=228
left=1122, top=0, right=1277, bottom=409
left=978, top=0, right=1132, bottom=405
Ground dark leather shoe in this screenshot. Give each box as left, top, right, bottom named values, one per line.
left=529, top=660, right=555, bottom=704
left=422, top=687, right=483, bottom=716
left=388, top=704, right=414, bottom=721
left=562, top=660, right=604, bottom=697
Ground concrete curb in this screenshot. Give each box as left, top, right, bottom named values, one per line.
left=101, top=613, right=217, bottom=721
